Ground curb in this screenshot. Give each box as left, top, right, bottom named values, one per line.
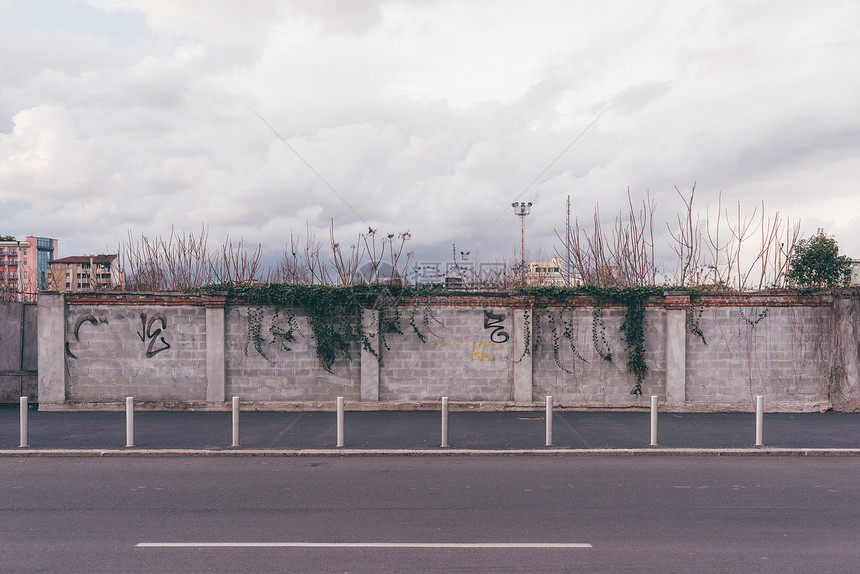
left=2, top=448, right=860, bottom=457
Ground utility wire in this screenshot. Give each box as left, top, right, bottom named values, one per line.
left=254, top=106, right=606, bottom=259
left=252, top=109, right=371, bottom=228
left=469, top=106, right=608, bottom=248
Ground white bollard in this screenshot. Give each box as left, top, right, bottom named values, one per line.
left=650, top=395, right=658, bottom=446
left=755, top=395, right=764, bottom=446
left=126, top=396, right=134, bottom=447
left=19, top=396, right=28, bottom=448
left=545, top=396, right=553, bottom=447
left=336, top=396, right=345, bottom=447
left=441, top=397, right=449, bottom=447
left=232, top=396, right=240, bottom=447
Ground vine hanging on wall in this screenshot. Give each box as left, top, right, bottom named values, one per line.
left=195, top=283, right=444, bottom=372
left=686, top=299, right=707, bottom=345
left=545, top=308, right=589, bottom=374
left=518, top=286, right=666, bottom=396
left=562, top=308, right=589, bottom=364
left=546, top=311, right=568, bottom=373
left=739, top=307, right=768, bottom=328
left=517, top=309, right=532, bottom=361
left=591, top=306, right=612, bottom=362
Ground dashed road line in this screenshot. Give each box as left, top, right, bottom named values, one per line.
left=136, top=542, right=593, bottom=549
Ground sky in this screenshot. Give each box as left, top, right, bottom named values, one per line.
left=1, top=0, right=859, bottom=279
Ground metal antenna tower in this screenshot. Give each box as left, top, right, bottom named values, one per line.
left=566, top=195, right=572, bottom=286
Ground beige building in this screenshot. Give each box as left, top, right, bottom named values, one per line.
left=49, top=255, right=124, bottom=292
left=526, top=257, right=581, bottom=286
left=848, top=260, right=860, bottom=286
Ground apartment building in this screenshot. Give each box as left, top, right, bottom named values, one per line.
left=526, top=257, right=582, bottom=286
left=49, top=254, right=124, bottom=292
left=0, top=235, right=59, bottom=301
left=848, top=259, right=860, bottom=286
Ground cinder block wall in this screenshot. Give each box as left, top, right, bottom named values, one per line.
left=33, top=291, right=860, bottom=410
left=830, top=297, right=860, bottom=410
left=64, top=304, right=208, bottom=401
left=0, top=302, right=37, bottom=401
left=224, top=306, right=360, bottom=401
left=379, top=306, right=514, bottom=401
left=531, top=305, right=666, bottom=405
left=686, top=304, right=830, bottom=405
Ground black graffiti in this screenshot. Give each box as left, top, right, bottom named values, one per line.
left=137, top=313, right=171, bottom=358
left=65, top=314, right=99, bottom=359
left=483, top=310, right=510, bottom=343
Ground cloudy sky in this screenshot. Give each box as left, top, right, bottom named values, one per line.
left=1, top=0, right=859, bottom=277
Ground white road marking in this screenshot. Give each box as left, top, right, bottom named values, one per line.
left=137, top=542, right=592, bottom=549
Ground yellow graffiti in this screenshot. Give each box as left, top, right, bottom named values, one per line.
left=433, top=340, right=497, bottom=363
left=471, top=341, right=497, bottom=362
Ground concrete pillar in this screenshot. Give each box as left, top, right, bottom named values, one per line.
left=37, top=292, right=66, bottom=405
left=664, top=293, right=688, bottom=406
left=360, top=309, right=379, bottom=402
left=830, top=296, right=860, bottom=410
left=512, top=307, right=533, bottom=404
left=205, top=306, right=226, bottom=402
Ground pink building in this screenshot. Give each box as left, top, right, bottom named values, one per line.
left=0, top=235, right=59, bottom=301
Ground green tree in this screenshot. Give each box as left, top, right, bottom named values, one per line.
left=785, top=229, right=851, bottom=288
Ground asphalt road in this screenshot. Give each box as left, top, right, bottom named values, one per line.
left=2, top=456, right=859, bottom=573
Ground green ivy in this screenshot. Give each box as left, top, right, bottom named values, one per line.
left=561, top=308, right=589, bottom=364
left=517, top=309, right=532, bottom=362
left=591, top=306, right=612, bottom=362
left=686, top=298, right=707, bottom=345
left=546, top=308, right=589, bottom=374
left=546, top=311, right=568, bottom=373
left=194, top=283, right=445, bottom=372
left=739, top=307, right=768, bottom=328
left=518, top=286, right=666, bottom=395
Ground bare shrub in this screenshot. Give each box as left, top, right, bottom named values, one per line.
left=211, top=236, right=263, bottom=285
left=120, top=226, right=263, bottom=291
left=267, top=231, right=313, bottom=284
left=556, top=189, right=657, bottom=287
left=120, top=222, right=414, bottom=290
left=668, top=185, right=702, bottom=287
left=702, top=196, right=800, bottom=291
left=329, top=223, right=363, bottom=286
left=557, top=186, right=800, bottom=291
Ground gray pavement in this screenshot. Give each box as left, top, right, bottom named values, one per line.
left=2, top=405, right=860, bottom=453
left=6, top=456, right=860, bottom=573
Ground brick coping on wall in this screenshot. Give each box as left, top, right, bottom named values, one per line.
left=57, top=290, right=833, bottom=310
left=61, top=292, right=227, bottom=308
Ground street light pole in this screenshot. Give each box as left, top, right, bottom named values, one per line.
left=512, top=202, right=532, bottom=284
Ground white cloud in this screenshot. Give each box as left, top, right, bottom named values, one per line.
left=1, top=0, right=859, bottom=273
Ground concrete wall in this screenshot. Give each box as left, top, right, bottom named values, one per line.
left=829, top=296, right=860, bottom=410
left=378, top=305, right=515, bottom=402
left=686, top=305, right=830, bottom=405
left=531, top=306, right=667, bottom=404
left=63, top=304, right=208, bottom=401
left=224, top=305, right=360, bottom=401
left=33, top=291, right=860, bottom=411
left=0, top=302, right=37, bottom=402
